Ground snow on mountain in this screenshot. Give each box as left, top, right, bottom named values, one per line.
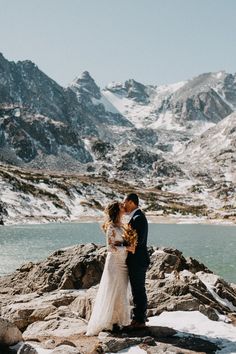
left=0, top=52, right=235, bottom=224
left=176, top=112, right=236, bottom=180
left=103, top=79, right=186, bottom=129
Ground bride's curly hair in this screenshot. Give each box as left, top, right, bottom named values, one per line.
left=102, top=201, right=120, bottom=231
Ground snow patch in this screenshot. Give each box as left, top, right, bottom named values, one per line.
left=148, top=311, right=236, bottom=353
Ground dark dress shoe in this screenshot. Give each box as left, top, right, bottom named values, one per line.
left=112, top=323, right=121, bottom=332
left=123, top=320, right=146, bottom=331
left=131, top=321, right=146, bottom=328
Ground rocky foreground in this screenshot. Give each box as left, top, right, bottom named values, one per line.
left=0, top=244, right=236, bottom=353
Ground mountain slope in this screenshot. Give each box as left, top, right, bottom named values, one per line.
left=176, top=112, right=236, bottom=181
left=0, top=53, right=235, bottom=223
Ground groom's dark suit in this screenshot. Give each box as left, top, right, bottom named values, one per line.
left=126, top=209, right=150, bottom=323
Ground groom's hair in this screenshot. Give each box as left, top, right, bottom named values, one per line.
left=126, top=193, right=139, bottom=206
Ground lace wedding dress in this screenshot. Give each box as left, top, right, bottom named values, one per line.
left=86, top=223, right=131, bottom=336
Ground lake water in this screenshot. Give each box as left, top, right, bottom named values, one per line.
left=0, top=223, right=235, bottom=283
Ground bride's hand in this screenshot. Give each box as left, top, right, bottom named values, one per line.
left=126, top=245, right=135, bottom=254
left=114, top=241, right=123, bottom=246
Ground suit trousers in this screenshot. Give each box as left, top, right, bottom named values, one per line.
left=128, top=264, right=147, bottom=323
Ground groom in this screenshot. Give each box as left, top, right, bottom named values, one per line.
left=123, top=193, right=150, bottom=328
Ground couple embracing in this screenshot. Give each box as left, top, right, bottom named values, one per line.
left=86, top=193, right=150, bottom=336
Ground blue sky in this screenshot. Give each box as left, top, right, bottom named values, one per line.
left=0, top=0, right=236, bottom=88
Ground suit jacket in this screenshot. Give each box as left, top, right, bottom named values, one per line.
left=126, top=209, right=150, bottom=268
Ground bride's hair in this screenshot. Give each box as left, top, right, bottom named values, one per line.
left=102, top=201, right=120, bottom=231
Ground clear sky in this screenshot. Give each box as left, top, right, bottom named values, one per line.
left=0, top=0, right=236, bottom=88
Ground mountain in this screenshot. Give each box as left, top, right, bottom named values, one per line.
left=0, top=53, right=235, bottom=223
left=0, top=53, right=133, bottom=168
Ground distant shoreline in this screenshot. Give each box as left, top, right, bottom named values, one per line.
left=2, top=214, right=236, bottom=226
left=74, top=214, right=236, bottom=226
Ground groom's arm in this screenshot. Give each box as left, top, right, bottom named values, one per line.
left=132, top=214, right=147, bottom=248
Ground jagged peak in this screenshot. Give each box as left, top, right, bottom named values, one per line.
left=125, top=78, right=143, bottom=86
left=70, top=71, right=101, bottom=99
left=170, top=71, right=231, bottom=102
left=105, top=78, right=145, bottom=91
left=80, top=70, right=93, bottom=80
left=17, top=59, right=36, bottom=68
left=72, top=71, right=96, bottom=85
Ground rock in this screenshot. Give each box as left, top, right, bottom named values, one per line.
left=29, top=305, right=57, bottom=322
left=1, top=290, right=78, bottom=331
left=51, top=345, right=80, bottom=354
left=100, top=336, right=142, bottom=353
left=0, top=317, right=23, bottom=346
left=89, top=343, right=105, bottom=354
left=23, top=317, right=87, bottom=341
left=199, top=304, right=219, bottom=321
left=144, top=247, right=235, bottom=319
left=57, top=340, right=77, bottom=347
left=0, top=244, right=106, bottom=295
left=141, top=336, right=156, bottom=346
left=43, top=339, right=56, bottom=349
left=17, top=343, right=38, bottom=354
left=69, top=286, right=98, bottom=320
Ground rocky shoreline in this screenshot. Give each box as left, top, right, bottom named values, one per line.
left=0, top=244, right=236, bottom=353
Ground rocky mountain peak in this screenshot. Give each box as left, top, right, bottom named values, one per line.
left=17, top=59, right=36, bottom=68
left=166, top=71, right=233, bottom=124
left=172, top=72, right=226, bottom=101
left=70, top=71, right=101, bottom=99
left=105, top=78, right=151, bottom=104
left=124, top=78, right=150, bottom=104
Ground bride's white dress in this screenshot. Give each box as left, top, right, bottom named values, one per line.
left=86, top=223, right=131, bottom=336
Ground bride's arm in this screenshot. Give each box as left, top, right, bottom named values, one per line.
left=106, top=225, right=118, bottom=252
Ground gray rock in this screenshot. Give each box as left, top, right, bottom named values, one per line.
left=100, top=336, right=142, bottom=353
left=17, top=343, right=38, bottom=354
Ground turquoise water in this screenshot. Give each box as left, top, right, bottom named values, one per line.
left=0, top=223, right=235, bottom=283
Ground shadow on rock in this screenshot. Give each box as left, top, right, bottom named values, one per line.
left=109, top=326, right=221, bottom=354
left=154, top=330, right=221, bottom=354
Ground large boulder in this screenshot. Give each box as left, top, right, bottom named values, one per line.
left=1, top=290, right=79, bottom=331
left=0, top=317, right=23, bottom=346
left=0, top=243, right=106, bottom=295
left=23, top=316, right=86, bottom=342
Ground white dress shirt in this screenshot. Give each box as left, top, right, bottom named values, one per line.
left=127, top=208, right=139, bottom=222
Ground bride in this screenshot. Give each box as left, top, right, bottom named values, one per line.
left=86, top=201, right=134, bottom=336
